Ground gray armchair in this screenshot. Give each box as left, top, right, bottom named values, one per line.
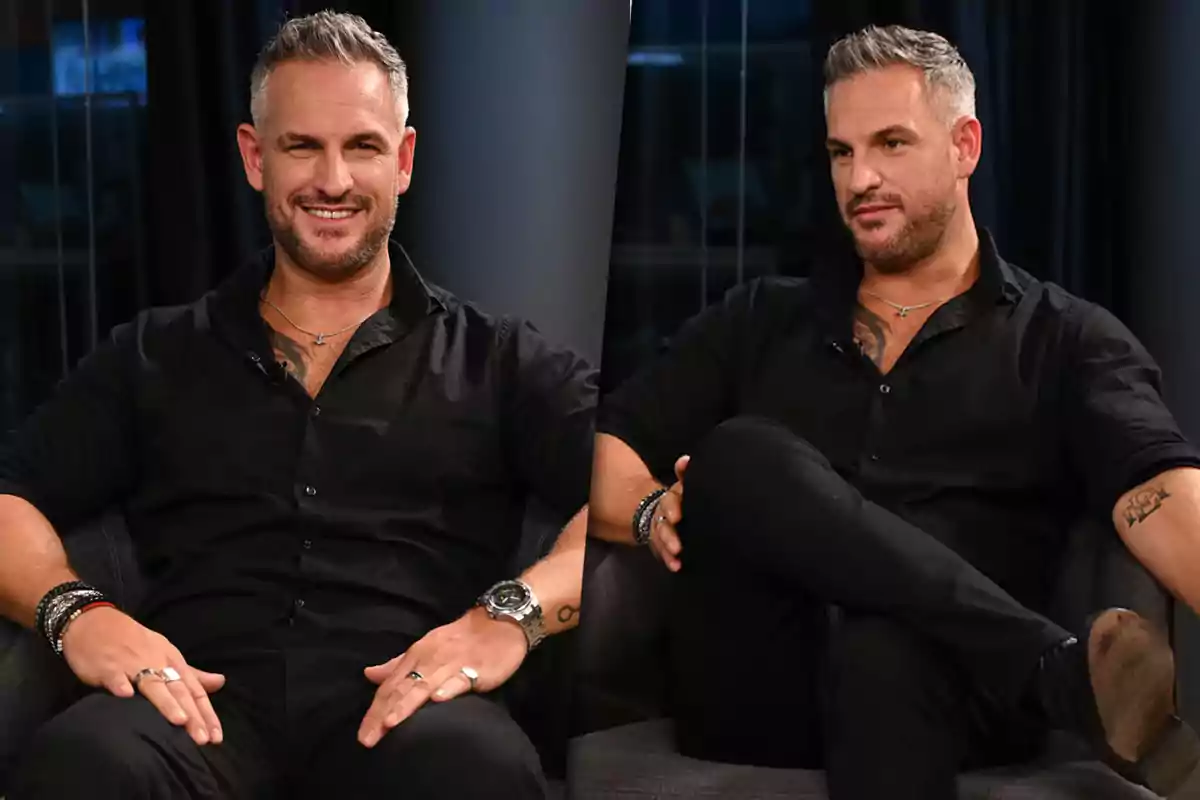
left=569, top=516, right=1178, bottom=799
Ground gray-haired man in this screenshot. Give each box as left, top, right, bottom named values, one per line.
left=587, top=24, right=1200, bottom=799
left=2, top=11, right=593, bottom=799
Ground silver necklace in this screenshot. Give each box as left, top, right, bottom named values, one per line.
left=861, top=288, right=947, bottom=318
left=259, top=295, right=370, bottom=346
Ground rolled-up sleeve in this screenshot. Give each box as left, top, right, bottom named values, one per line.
left=1063, top=301, right=1200, bottom=513
left=0, top=320, right=139, bottom=530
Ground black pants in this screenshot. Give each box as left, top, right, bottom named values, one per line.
left=9, top=659, right=546, bottom=800
left=669, top=416, right=1072, bottom=800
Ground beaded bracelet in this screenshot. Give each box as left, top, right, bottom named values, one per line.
left=36, top=585, right=112, bottom=657
left=632, top=487, right=668, bottom=546
left=53, top=600, right=116, bottom=656
left=41, top=589, right=105, bottom=644
left=34, top=580, right=91, bottom=636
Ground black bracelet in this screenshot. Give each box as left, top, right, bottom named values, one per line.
left=35, top=580, right=92, bottom=637
left=44, top=588, right=110, bottom=657
left=632, top=488, right=668, bottom=545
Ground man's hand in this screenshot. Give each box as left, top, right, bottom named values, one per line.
left=357, top=606, right=528, bottom=748
left=61, top=606, right=225, bottom=746
left=649, top=455, right=689, bottom=571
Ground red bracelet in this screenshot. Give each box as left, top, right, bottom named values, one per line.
left=79, top=601, right=116, bottom=614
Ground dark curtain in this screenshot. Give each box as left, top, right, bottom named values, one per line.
left=141, top=0, right=283, bottom=308
left=802, top=0, right=1145, bottom=318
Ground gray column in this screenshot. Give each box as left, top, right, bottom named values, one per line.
left=405, top=2, right=629, bottom=365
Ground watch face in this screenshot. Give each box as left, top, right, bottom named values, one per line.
left=491, top=582, right=530, bottom=612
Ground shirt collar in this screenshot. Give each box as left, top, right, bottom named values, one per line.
left=812, top=227, right=1024, bottom=337
left=209, top=240, right=444, bottom=350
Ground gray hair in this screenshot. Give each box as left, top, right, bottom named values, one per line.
left=250, top=10, right=409, bottom=127
left=823, top=25, right=975, bottom=123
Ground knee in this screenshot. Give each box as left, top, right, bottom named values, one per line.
left=374, top=696, right=544, bottom=795
left=690, top=416, right=799, bottom=476
left=682, top=416, right=828, bottom=546
left=12, top=696, right=149, bottom=795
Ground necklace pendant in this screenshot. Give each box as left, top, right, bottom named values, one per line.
left=314, top=334, right=327, bottom=346
left=897, top=307, right=910, bottom=318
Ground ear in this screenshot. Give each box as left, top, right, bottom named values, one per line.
left=236, top=123, right=266, bottom=192
left=950, top=116, right=982, bottom=179
left=396, top=127, right=417, bottom=196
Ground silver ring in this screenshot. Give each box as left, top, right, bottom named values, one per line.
left=406, top=670, right=425, bottom=682
left=460, top=665, right=479, bottom=691
left=655, top=515, right=667, bottom=525
left=132, top=666, right=182, bottom=688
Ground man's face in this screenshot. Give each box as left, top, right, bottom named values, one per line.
left=237, top=59, right=415, bottom=282
left=825, top=64, right=976, bottom=272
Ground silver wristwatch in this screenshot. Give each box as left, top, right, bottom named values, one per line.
left=478, top=579, right=546, bottom=651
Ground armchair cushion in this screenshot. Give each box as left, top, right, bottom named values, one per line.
left=569, top=718, right=1157, bottom=800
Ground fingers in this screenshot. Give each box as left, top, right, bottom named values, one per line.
left=651, top=491, right=683, bottom=572
left=179, top=667, right=224, bottom=744
left=162, top=670, right=210, bottom=745
left=193, top=669, right=226, bottom=693
left=103, top=671, right=136, bottom=699
left=674, top=454, right=690, bottom=483
left=358, top=666, right=428, bottom=748
left=133, top=664, right=222, bottom=746
left=651, top=522, right=683, bottom=571
left=363, top=652, right=406, bottom=685
left=137, top=677, right=190, bottom=731
left=433, top=671, right=472, bottom=702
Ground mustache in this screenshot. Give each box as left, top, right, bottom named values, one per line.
left=847, top=193, right=903, bottom=215
left=293, top=194, right=369, bottom=209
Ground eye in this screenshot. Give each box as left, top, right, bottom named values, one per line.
left=828, top=146, right=851, bottom=160
left=883, top=138, right=906, bottom=150
left=354, top=142, right=380, bottom=152
left=286, top=142, right=317, bottom=152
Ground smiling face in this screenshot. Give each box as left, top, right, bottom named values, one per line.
left=824, top=63, right=979, bottom=272
left=236, top=58, right=415, bottom=282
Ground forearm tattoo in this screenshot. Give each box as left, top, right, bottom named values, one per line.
left=1123, top=485, right=1171, bottom=527
left=556, top=605, right=579, bottom=624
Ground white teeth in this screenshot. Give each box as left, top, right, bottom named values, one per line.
left=303, top=208, right=355, bottom=219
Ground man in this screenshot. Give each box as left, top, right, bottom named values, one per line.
left=587, top=24, right=1200, bottom=800
left=0, top=11, right=593, bottom=800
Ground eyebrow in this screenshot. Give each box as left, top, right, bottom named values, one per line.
left=825, top=125, right=920, bottom=151
left=276, top=131, right=389, bottom=148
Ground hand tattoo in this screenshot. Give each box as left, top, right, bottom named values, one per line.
left=269, top=329, right=309, bottom=383
left=853, top=303, right=889, bottom=366
left=1123, top=486, right=1171, bottom=527
left=556, top=605, right=579, bottom=624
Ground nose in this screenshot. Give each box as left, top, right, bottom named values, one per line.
left=313, top=149, right=354, bottom=198
left=846, top=154, right=882, bottom=198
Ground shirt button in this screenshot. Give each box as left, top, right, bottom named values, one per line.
left=311, top=405, right=321, bottom=417
left=870, top=454, right=880, bottom=461
left=879, top=383, right=891, bottom=394
left=295, top=598, right=305, bottom=609
left=303, top=485, right=317, bottom=497
left=302, top=539, right=313, bottom=549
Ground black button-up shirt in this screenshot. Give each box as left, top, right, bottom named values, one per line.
left=598, top=231, right=1199, bottom=610
left=0, top=243, right=596, bottom=679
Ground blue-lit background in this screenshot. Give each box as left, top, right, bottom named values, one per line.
left=53, top=18, right=146, bottom=101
